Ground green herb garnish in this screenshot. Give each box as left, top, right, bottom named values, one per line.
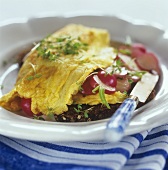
left=110, top=59, right=123, bottom=74
left=129, top=71, right=146, bottom=79
left=84, top=110, right=89, bottom=118
left=128, top=79, right=133, bottom=84
left=33, top=115, right=45, bottom=121
left=36, top=36, right=88, bottom=61
left=119, top=49, right=131, bottom=55
left=47, top=113, right=55, bottom=120
left=74, top=104, right=92, bottom=118
left=46, top=107, right=56, bottom=121
left=27, top=73, right=42, bottom=81
left=74, top=104, right=83, bottom=113
left=123, top=91, right=128, bottom=96
left=26, top=63, right=42, bottom=81
left=92, top=86, right=100, bottom=93
left=92, top=85, right=111, bottom=109
left=99, top=87, right=111, bottom=109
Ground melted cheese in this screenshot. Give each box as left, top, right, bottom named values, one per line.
left=0, top=24, right=125, bottom=115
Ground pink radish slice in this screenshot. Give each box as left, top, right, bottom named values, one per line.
left=105, top=88, right=116, bottom=94
left=132, top=43, right=146, bottom=53
left=81, top=76, right=94, bottom=95
left=115, top=55, right=131, bottom=70
left=97, top=70, right=117, bottom=87
left=117, top=54, right=140, bottom=71
left=135, top=52, right=160, bottom=74
left=93, top=75, right=116, bottom=94
left=131, top=47, right=145, bottom=58
left=21, top=98, right=34, bottom=117
left=116, top=78, right=131, bottom=93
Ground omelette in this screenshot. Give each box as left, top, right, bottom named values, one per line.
left=0, top=24, right=159, bottom=121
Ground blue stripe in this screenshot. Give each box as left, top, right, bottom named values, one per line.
left=131, top=149, right=168, bottom=159
left=131, top=133, right=144, bottom=143
left=120, top=140, right=136, bottom=150
left=152, top=124, right=168, bottom=131
left=80, top=140, right=136, bottom=150
left=140, top=141, right=168, bottom=148
left=133, top=168, right=153, bottom=170
left=126, top=160, right=163, bottom=169
left=145, top=130, right=168, bottom=140
left=79, top=141, right=109, bottom=145
left=3, top=137, right=121, bottom=165
left=163, top=158, right=168, bottom=170
left=31, top=141, right=130, bottom=158
left=0, top=141, right=112, bottom=170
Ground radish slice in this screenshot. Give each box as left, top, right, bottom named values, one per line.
left=132, top=43, right=146, bottom=53
left=131, top=47, right=145, bottom=58
left=135, top=52, right=160, bottom=74
left=116, top=78, right=131, bottom=93
left=93, top=75, right=116, bottom=93
left=21, top=98, right=34, bottom=117
left=81, top=76, right=94, bottom=95
left=97, top=71, right=117, bottom=87
left=118, top=53, right=140, bottom=71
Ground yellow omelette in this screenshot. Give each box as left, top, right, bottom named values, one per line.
left=0, top=24, right=126, bottom=115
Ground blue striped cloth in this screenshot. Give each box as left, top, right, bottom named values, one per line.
left=0, top=124, right=168, bottom=170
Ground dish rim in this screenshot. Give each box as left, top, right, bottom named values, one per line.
left=0, top=14, right=168, bottom=141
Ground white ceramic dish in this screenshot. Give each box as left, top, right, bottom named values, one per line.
left=0, top=15, right=168, bottom=142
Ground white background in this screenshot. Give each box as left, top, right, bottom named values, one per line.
left=0, top=0, right=168, bottom=29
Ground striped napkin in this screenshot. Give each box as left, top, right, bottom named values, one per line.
left=0, top=124, right=168, bottom=170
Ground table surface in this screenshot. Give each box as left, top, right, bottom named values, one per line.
left=0, top=0, right=168, bottom=29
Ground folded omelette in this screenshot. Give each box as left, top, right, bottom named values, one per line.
left=0, top=24, right=126, bottom=115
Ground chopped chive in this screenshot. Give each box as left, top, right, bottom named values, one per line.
left=33, top=115, right=45, bottom=121
left=92, top=86, right=99, bottom=93
left=84, top=111, right=89, bottom=118
left=123, top=91, right=128, bottom=96
left=47, top=113, right=55, bottom=119
left=119, top=49, right=131, bottom=55
left=36, top=35, right=88, bottom=61
left=128, top=79, right=133, bottom=84
left=77, top=104, right=82, bottom=110
left=99, top=87, right=110, bottom=109
left=34, top=74, right=42, bottom=78
left=129, top=70, right=146, bottom=78
left=110, top=59, right=123, bottom=74
left=27, top=76, right=34, bottom=80
left=46, top=108, right=56, bottom=121
left=74, top=108, right=80, bottom=113
left=74, top=104, right=82, bottom=113
left=27, top=74, right=42, bottom=80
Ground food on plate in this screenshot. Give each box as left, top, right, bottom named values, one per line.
left=0, top=24, right=160, bottom=122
